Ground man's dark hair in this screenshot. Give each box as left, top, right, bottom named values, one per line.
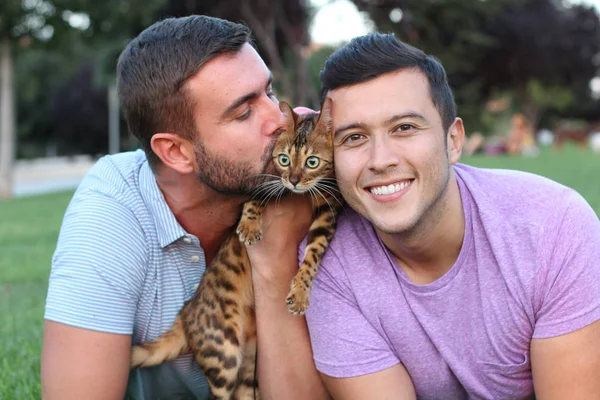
left=117, top=15, right=252, bottom=168
left=320, top=33, right=456, bottom=132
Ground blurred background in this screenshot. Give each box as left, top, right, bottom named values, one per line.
left=0, top=0, right=599, bottom=199
left=0, top=1, right=599, bottom=397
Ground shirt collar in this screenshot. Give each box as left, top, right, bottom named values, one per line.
left=139, top=158, right=188, bottom=248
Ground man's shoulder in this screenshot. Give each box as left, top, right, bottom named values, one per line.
left=61, top=150, right=151, bottom=242
left=320, top=207, right=385, bottom=273
left=78, top=149, right=147, bottom=198
left=454, top=162, right=578, bottom=224
left=332, top=207, right=376, bottom=245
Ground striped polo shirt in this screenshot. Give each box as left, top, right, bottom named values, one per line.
left=45, top=149, right=210, bottom=399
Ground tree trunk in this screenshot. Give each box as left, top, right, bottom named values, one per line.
left=0, top=37, right=15, bottom=199
left=240, top=0, right=293, bottom=100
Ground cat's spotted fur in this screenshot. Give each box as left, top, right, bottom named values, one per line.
left=130, top=99, right=341, bottom=399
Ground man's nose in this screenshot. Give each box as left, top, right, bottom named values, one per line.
left=264, top=98, right=286, bottom=136
left=367, top=136, right=399, bottom=172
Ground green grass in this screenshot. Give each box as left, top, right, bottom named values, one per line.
left=0, top=191, right=73, bottom=399
left=461, top=144, right=600, bottom=216
left=0, top=145, right=598, bottom=398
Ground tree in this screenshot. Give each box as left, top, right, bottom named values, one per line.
left=156, top=0, right=318, bottom=107
left=349, top=0, right=600, bottom=132
left=8, top=0, right=316, bottom=169
left=478, top=0, right=600, bottom=127
left=7, top=1, right=166, bottom=169
left=0, top=0, right=102, bottom=197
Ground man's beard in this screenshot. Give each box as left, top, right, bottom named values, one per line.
left=194, top=139, right=277, bottom=196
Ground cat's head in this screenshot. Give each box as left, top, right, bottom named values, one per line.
left=272, top=98, right=334, bottom=194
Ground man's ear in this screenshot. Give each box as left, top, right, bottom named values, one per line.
left=447, top=117, right=465, bottom=165
left=150, top=133, right=196, bottom=174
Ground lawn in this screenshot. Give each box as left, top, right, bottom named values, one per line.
left=0, top=191, right=74, bottom=399
left=461, top=145, right=600, bottom=216
left=0, top=145, right=598, bottom=398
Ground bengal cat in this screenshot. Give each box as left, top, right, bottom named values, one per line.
left=130, top=98, right=342, bottom=400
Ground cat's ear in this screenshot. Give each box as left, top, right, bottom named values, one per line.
left=279, top=101, right=298, bottom=128
left=316, top=97, right=333, bottom=136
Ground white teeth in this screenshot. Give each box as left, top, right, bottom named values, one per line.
left=369, top=181, right=410, bottom=195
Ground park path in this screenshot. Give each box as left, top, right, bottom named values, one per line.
left=13, top=155, right=95, bottom=197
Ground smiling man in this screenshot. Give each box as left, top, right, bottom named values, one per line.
left=304, top=33, right=600, bottom=399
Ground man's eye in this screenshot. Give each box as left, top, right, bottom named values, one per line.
left=236, top=110, right=251, bottom=121
left=398, top=124, right=415, bottom=131
left=344, top=133, right=364, bottom=143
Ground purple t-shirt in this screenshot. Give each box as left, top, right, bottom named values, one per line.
left=305, top=163, right=600, bottom=399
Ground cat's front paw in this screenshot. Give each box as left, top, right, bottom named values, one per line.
left=236, top=219, right=262, bottom=246
left=286, top=278, right=310, bottom=315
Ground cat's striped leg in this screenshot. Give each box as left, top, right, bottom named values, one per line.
left=286, top=202, right=340, bottom=315
left=232, top=337, right=259, bottom=400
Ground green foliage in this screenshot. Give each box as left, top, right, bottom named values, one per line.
left=527, top=79, right=573, bottom=113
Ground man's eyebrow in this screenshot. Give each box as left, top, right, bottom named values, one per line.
left=221, top=73, right=274, bottom=119
left=334, top=122, right=368, bottom=138
left=334, top=112, right=429, bottom=137
left=384, top=112, right=429, bottom=125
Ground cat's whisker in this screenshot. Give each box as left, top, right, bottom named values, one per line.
left=314, top=180, right=342, bottom=198
left=255, top=173, right=282, bottom=180
left=273, top=186, right=287, bottom=207
left=319, top=177, right=339, bottom=184
left=252, top=184, right=277, bottom=198
left=258, top=184, right=285, bottom=207
left=307, top=187, right=318, bottom=207
left=317, top=181, right=342, bottom=194
left=315, top=185, right=343, bottom=207
left=254, top=180, right=280, bottom=191
left=250, top=182, right=282, bottom=201
left=251, top=180, right=280, bottom=201
left=247, top=174, right=280, bottom=195
left=312, top=186, right=336, bottom=215
left=258, top=184, right=286, bottom=208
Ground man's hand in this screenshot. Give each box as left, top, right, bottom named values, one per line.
left=246, top=193, right=313, bottom=288
left=245, top=194, right=329, bottom=400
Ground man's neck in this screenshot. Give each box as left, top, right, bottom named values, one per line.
left=155, top=167, right=246, bottom=264
left=378, top=173, right=465, bottom=285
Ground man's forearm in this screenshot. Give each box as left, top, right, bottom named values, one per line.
left=252, top=255, right=330, bottom=400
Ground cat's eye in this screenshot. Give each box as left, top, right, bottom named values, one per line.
left=278, top=154, right=290, bottom=166
left=305, top=156, right=320, bottom=169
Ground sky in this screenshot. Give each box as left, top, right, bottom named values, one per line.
left=309, top=0, right=373, bottom=45
left=309, top=0, right=600, bottom=45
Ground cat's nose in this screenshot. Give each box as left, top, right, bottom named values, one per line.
left=289, top=176, right=300, bottom=186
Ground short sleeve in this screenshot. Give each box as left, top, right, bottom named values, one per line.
left=304, top=246, right=399, bottom=378
left=44, top=189, right=148, bottom=335
left=533, top=190, right=600, bottom=338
